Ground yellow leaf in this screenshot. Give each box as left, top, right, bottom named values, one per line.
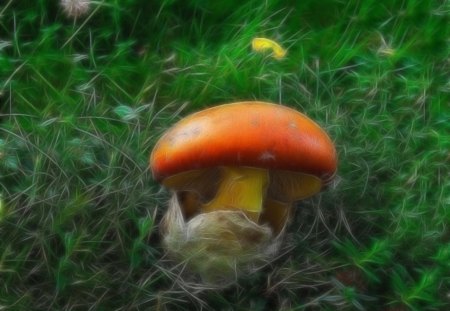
left=251, top=37, right=287, bottom=59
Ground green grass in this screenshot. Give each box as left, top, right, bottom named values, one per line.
left=0, top=0, right=449, bottom=310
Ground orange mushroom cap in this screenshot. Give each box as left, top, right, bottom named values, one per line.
left=150, top=101, right=337, bottom=185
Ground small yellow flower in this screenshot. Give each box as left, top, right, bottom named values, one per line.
left=251, top=37, right=287, bottom=60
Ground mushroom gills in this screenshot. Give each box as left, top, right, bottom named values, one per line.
left=269, top=170, right=322, bottom=202
left=163, top=168, right=221, bottom=219
left=163, top=167, right=323, bottom=232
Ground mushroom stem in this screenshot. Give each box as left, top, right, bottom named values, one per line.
left=260, top=199, right=292, bottom=234
left=202, top=166, right=269, bottom=222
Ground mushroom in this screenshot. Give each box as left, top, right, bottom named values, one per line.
left=150, top=101, right=337, bottom=285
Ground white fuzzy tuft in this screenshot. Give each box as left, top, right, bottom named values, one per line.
left=60, top=0, right=91, bottom=18
left=161, top=194, right=282, bottom=287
